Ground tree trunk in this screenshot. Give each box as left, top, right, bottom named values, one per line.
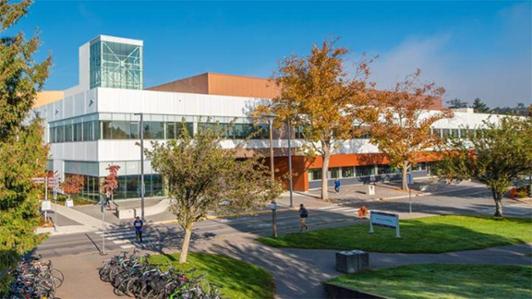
left=492, top=189, right=503, bottom=217
left=179, top=223, right=193, bottom=264
left=401, top=161, right=409, bottom=191
left=321, top=151, right=331, bottom=201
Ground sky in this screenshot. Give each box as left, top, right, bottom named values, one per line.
left=9, top=0, right=532, bottom=107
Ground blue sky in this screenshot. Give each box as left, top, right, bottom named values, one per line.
left=10, top=0, right=532, bottom=107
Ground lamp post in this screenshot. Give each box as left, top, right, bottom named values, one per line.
left=287, top=119, right=293, bottom=208
left=265, top=113, right=276, bottom=183
left=134, top=112, right=145, bottom=220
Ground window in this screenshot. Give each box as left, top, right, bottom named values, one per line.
left=130, top=122, right=139, bottom=139
left=56, top=126, right=64, bottom=143
left=167, top=122, right=193, bottom=139
left=83, top=121, right=93, bottom=141
left=330, top=168, right=340, bottom=179
left=74, top=123, right=82, bottom=141
left=295, top=126, right=305, bottom=139
left=377, top=165, right=391, bottom=175
left=341, top=167, right=354, bottom=178
left=432, top=128, right=442, bottom=138
left=459, top=129, right=468, bottom=139
left=356, top=165, right=375, bottom=177
left=65, top=124, right=73, bottom=142
left=143, top=122, right=164, bottom=139
left=49, top=127, right=55, bottom=143
left=309, top=169, right=322, bottom=181
left=441, top=129, right=451, bottom=139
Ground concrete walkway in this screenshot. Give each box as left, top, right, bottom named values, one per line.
left=48, top=229, right=531, bottom=299
left=191, top=234, right=532, bottom=299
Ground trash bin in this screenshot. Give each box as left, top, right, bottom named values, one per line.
left=336, top=250, right=369, bottom=274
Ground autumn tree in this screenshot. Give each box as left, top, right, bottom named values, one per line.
left=0, top=0, right=51, bottom=292
left=102, top=164, right=120, bottom=203
left=434, top=117, right=532, bottom=217
left=61, top=175, right=85, bottom=201
left=146, top=125, right=281, bottom=263
left=257, top=40, right=370, bottom=200
left=364, top=70, right=452, bottom=190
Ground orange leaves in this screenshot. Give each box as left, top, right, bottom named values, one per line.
left=61, top=175, right=84, bottom=196
left=103, top=164, right=121, bottom=194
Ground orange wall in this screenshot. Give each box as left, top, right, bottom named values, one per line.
left=147, top=72, right=280, bottom=99
left=274, top=152, right=442, bottom=191
left=33, top=91, right=64, bottom=108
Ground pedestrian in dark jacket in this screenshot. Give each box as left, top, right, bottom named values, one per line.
left=299, top=204, right=309, bottom=232
left=334, top=179, right=341, bottom=193
left=133, top=216, right=143, bottom=243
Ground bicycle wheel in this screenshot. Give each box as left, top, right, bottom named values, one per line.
left=51, top=268, right=64, bottom=289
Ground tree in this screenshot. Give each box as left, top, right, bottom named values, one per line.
left=257, top=40, right=371, bottom=200
left=364, top=70, right=452, bottom=190
left=446, top=98, right=468, bottom=109
left=60, top=175, right=85, bottom=201
left=0, top=0, right=51, bottom=292
left=435, top=117, right=532, bottom=217
left=102, top=164, right=120, bottom=204
left=146, top=125, right=281, bottom=264
left=471, top=98, right=490, bottom=113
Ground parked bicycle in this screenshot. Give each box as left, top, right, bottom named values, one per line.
left=98, top=251, right=221, bottom=298
left=8, top=255, right=64, bottom=299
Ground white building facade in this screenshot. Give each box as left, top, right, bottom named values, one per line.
left=34, top=35, right=501, bottom=199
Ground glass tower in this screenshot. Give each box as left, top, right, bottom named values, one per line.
left=89, top=37, right=143, bottom=89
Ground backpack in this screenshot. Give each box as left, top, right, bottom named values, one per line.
left=300, top=208, right=308, bottom=218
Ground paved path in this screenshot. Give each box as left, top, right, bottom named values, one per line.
left=196, top=235, right=532, bottom=299
left=48, top=232, right=531, bottom=299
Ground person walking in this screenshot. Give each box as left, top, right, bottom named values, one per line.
left=133, top=216, right=143, bottom=243
left=298, top=204, right=309, bottom=232
left=334, top=179, right=341, bottom=193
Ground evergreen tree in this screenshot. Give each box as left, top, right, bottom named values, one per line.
left=471, top=98, right=490, bottom=113
left=446, top=98, right=468, bottom=109
left=0, top=0, right=51, bottom=291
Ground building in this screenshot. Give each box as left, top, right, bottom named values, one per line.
left=33, top=35, right=500, bottom=200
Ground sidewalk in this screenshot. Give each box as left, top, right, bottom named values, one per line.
left=193, top=235, right=532, bottom=299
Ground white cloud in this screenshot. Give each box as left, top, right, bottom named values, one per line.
left=369, top=4, right=531, bottom=108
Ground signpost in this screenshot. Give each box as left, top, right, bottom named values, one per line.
left=369, top=211, right=400, bottom=238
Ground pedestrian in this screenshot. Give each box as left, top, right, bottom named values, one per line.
left=298, top=204, right=309, bottom=232
left=133, top=216, right=143, bottom=243
left=334, top=179, right=341, bottom=193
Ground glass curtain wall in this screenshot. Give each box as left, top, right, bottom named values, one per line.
left=90, top=40, right=143, bottom=89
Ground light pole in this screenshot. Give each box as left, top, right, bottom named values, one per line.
left=265, top=113, right=276, bottom=183
left=134, top=112, right=145, bottom=220
left=287, top=119, right=293, bottom=208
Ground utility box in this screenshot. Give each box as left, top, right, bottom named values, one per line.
left=336, top=250, right=369, bottom=274
left=367, top=185, right=375, bottom=195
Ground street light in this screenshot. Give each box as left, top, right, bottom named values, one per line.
left=286, top=118, right=294, bottom=208
left=134, top=112, right=145, bottom=220
left=264, top=113, right=276, bottom=183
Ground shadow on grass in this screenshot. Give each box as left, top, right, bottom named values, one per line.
left=149, top=251, right=275, bottom=299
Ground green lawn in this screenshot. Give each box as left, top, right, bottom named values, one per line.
left=258, top=215, right=532, bottom=253
left=148, top=252, right=274, bottom=299
left=327, top=264, right=532, bottom=299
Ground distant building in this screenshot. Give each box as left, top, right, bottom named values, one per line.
left=33, top=35, right=501, bottom=200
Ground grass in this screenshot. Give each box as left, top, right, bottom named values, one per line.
left=148, top=252, right=274, bottom=299
left=55, top=194, right=95, bottom=206
left=327, top=264, right=532, bottom=299
left=258, top=215, right=532, bottom=253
